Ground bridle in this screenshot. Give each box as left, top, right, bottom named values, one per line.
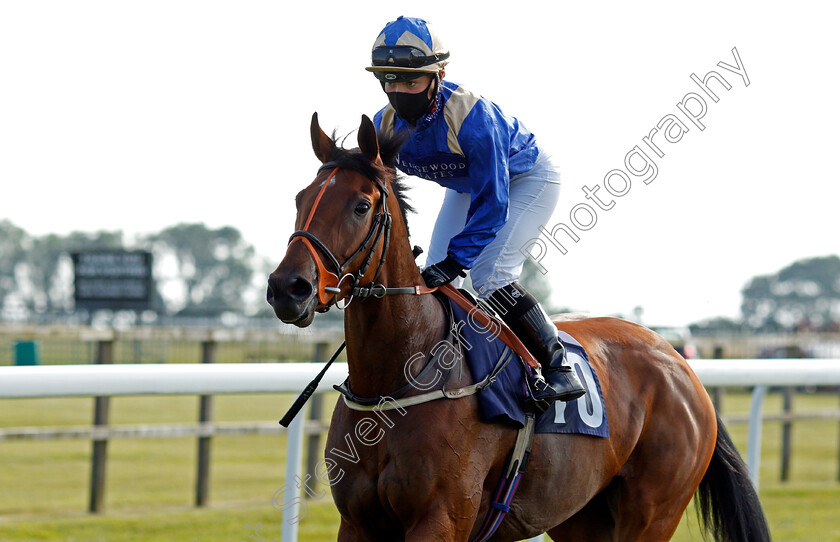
left=286, top=162, right=400, bottom=309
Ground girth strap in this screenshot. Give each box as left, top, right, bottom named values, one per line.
left=336, top=344, right=515, bottom=412
left=470, top=412, right=537, bottom=542
left=335, top=335, right=461, bottom=408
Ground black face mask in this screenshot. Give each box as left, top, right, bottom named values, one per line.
left=386, top=78, right=436, bottom=125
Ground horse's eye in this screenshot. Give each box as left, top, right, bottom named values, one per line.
left=355, top=201, right=371, bottom=215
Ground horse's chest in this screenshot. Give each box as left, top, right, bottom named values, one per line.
left=325, top=406, right=475, bottom=530
left=327, top=431, right=439, bottom=510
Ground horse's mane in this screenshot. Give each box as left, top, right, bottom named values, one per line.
left=325, top=130, right=415, bottom=237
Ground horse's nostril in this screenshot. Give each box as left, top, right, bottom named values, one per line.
left=287, top=277, right=313, bottom=300
left=267, top=275, right=281, bottom=305
left=267, top=273, right=313, bottom=305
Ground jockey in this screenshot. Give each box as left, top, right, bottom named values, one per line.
left=366, top=16, right=584, bottom=404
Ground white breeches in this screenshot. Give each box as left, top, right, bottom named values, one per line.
left=425, top=148, right=561, bottom=298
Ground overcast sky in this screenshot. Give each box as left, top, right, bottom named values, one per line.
left=2, top=1, right=838, bottom=326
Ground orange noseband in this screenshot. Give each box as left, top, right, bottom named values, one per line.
left=287, top=167, right=342, bottom=305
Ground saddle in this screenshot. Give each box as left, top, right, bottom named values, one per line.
left=438, top=285, right=609, bottom=438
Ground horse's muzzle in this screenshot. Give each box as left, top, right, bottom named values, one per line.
left=266, top=272, right=316, bottom=326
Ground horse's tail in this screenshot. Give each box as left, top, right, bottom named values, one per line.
left=696, top=414, right=772, bottom=541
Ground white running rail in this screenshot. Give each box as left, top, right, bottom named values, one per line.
left=2, top=359, right=840, bottom=542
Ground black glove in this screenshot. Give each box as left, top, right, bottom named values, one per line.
left=421, top=256, right=466, bottom=288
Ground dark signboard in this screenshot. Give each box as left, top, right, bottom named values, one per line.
left=72, top=250, right=153, bottom=311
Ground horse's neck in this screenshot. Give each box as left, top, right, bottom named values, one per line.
left=343, top=255, right=448, bottom=398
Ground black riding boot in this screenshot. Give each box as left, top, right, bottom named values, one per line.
left=488, top=283, right=585, bottom=403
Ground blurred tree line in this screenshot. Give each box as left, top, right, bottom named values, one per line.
left=740, top=255, right=840, bottom=332
left=690, top=255, right=840, bottom=335
left=2, top=217, right=839, bottom=332
left=0, top=218, right=557, bottom=322
left=0, top=219, right=267, bottom=318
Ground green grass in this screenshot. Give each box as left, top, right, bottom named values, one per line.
left=1, top=390, right=838, bottom=541
left=0, top=394, right=303, bottom=517
left=0, top=501, right=341, bottom=542
left=671, top=483, right=840, bottom=542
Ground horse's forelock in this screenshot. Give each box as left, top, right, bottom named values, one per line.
left=319, top=130, right=415, bottom=236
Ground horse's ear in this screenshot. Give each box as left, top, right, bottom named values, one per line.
left=310, top=112, right=334, bottom=164
left=358, top=115, right=381, bottom=165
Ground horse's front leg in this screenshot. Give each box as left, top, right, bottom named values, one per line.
left=336, top=518, right=365, bottom=542
left=404, top=505, right=478, bottom=542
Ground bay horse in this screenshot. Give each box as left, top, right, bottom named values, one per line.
left=266, top=113, right=771, bottom=541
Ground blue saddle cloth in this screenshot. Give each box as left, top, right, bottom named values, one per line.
left=449, top=298, right=609, bottom=437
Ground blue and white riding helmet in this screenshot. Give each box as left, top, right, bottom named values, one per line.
left=366, top=16, right=449, bottom=83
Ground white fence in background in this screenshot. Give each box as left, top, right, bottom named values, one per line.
left=2, top=359, right=840, bottom=542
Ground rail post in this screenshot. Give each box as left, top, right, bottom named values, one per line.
left=196, top=338, right=216, bottom=507
left=282, top=403, right=307, bottom=542
left=781, top=387, right=793, bottom=481
left=711, top=346, right=725, bottom=413
left=746, top=385, right=768, bottom=490
left=89, top=339, right=113, bottom=513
